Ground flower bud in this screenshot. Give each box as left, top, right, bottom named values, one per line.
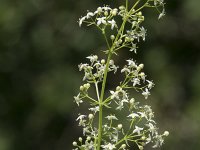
left=109, top=60, right=114, bottom=65
left=138, top=16, right=145, bottom=22
left=139, top=145, right=143, bottom=150
left=78, top=137, right=82, bottom=142
left=130, top=98, right=135, bottom=104
left=72, top=141, right=77, bottom=146
left=125, top=37, right=130, bottom=42
left=111, top=8, right=118, bottom=16
left=137, top=11, right=142, bottom=16
left=87, top=136, right=91, bottom=141
left=88, top=114, right=94, bottom=120
left=80, top=85, right=84, bottom=91
left=97, top=7, right=102, bottom=13
left=83, top=83, right=90, bottom=89
left=117, top=124, right=123, bottom=129
left=139, top=72, right=145, bottom=77
left=141, top=136, right=146, bottom=140
left=163, top=131, right=169, bottom=136
left=116, top=86, right=121, bottom=91
left=101, top=59, right=105, bottom=64
left=110, top=35, right=115, bottom=40
left=119, top=5, right=125, bottom=10
left=104, top=11, right=108, bottom=16
left=121, top=144, right=126, bottom=149
left=118, top=39, right=122, bottom=44
left=139, top=64, right=144, bottom=69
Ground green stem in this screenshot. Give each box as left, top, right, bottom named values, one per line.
left=96, top=1, right=148, bottom=149
left=97, top=51, right=112, bottom=150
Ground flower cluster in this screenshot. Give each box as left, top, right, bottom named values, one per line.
left=73, top=0, right=168, bottom=150
left=73, top=55, right=168, bottom=150
left=79, top=55, right=118, bottom=82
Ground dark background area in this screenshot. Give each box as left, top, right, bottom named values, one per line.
left=0, top=0, right=200, bottom=149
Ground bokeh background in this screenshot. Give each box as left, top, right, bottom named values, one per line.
left=0, top=0, right=200, bottom=149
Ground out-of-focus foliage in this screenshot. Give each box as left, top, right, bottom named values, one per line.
left=0, top=0, right=200, bottom=150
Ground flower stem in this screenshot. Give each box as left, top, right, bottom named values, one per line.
left=97, top=51, right=112, bottom=150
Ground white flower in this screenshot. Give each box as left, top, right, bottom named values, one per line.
left=86, top=12, right=94, bottom=19
left=110, top=90, right=119, bottom=99
left=127, top=113, right=139, bottom=119
left=147, top=123, right=157, bottom=136
left=130, top=44, right=137, bottom=53
left=108, top=19, right=117, bottom=30
left=116, top=99, right=128, bottom=110
left=133, top=126, right=143, bottom=135
left=146, top=134, right=152, bottom=144
left=76, top=114, right=86, bottom=121
left=105, top=115, right=118, bottom=120
left=78, top=63, right=88, bottom=71
left=76, top=114, right=86, bottom=126
left=158, top=8, right=165, bottom=19
left=121, top=67, right=130, bottom=73
left=74, top=93, right=83, bottom=106
left=142, top=88, right=150, bottom=99
left=126, top=59, right=137, bottom=68
left=138, top=112, right=148, bottom=119
left=140, top=27, right=146, bottom=41
left=86, top=55, right=98, bottom=64
left=132, top=78, right=140, bottom=86
left=102, top=6, right=112, bottom=11
left=147, top=80, right=154, bottom=89
left=101, top=143, right=116, bottom=150
left=97, top=17, right=107, bottom=26
left=79, top=16, right=86, bottom=27
left=152, top=134, right=164, bottom=148
left=89, top=106, right=99, bottom=113
left=163, top=131, right=169, bottom=136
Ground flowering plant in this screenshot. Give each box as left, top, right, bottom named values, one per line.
left=73, top=0, right=169, bottom=150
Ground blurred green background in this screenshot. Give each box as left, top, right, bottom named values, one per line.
left=0, top=0, right=200, bottom=149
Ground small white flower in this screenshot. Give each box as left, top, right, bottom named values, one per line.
left=89, top=106, right=99, bottom=113
left=97, top=17, right=107, bottom=26
left=78, top=63, right=88, bottom=71
left=147, top=123, right=157, bottom=135
left=76, top=114, right=86, bottom=121
left=86, top=12, right=94, bottom=19
left=146, top=134, right=152, bottom=144
left=152, top=134, right=164, bottom=148
left=163, top=131, right=169, bottom=136
left=79, top=16, right=86, bottom=27
left=128, top=113, right=140, bottom=119
left=158, top=8, right=165, bottom=19
left=101, top=143, right=116, bottom=150
left=116, top=99, right=128, bottom=110
left=102, top=6, right=112, bottom=11
left=132, top=78, right=140, bottom=86
left=138, top=112, right=148, bottom=119
left=105, top=115, right=118, bottom=120
left=74, top=93, right=83, bottom=106
left=142, top=88, right=150, bottom=99
left=133, top=126, right=143, bottom=135
left=126, top=59, right=137, bottom=68
left=108, top=19, right=117, bottom=30
left=147, top=80, right=154, bottom=89
left=121, top=67, right=130, bottom=73
left=110, top=90, right=119, bottom=99
left=130, top=44, right=137, bottom=53
left=86, top=55, right=98, bottom=64
left=140, top=27, right=146, bottom=41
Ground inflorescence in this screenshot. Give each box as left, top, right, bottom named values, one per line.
left=73, top=0, right=168, bottom=150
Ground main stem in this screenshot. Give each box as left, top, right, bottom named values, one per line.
left=96, top=1, right=142, bottom=149
left=97, top=51, right=112, bottom=150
